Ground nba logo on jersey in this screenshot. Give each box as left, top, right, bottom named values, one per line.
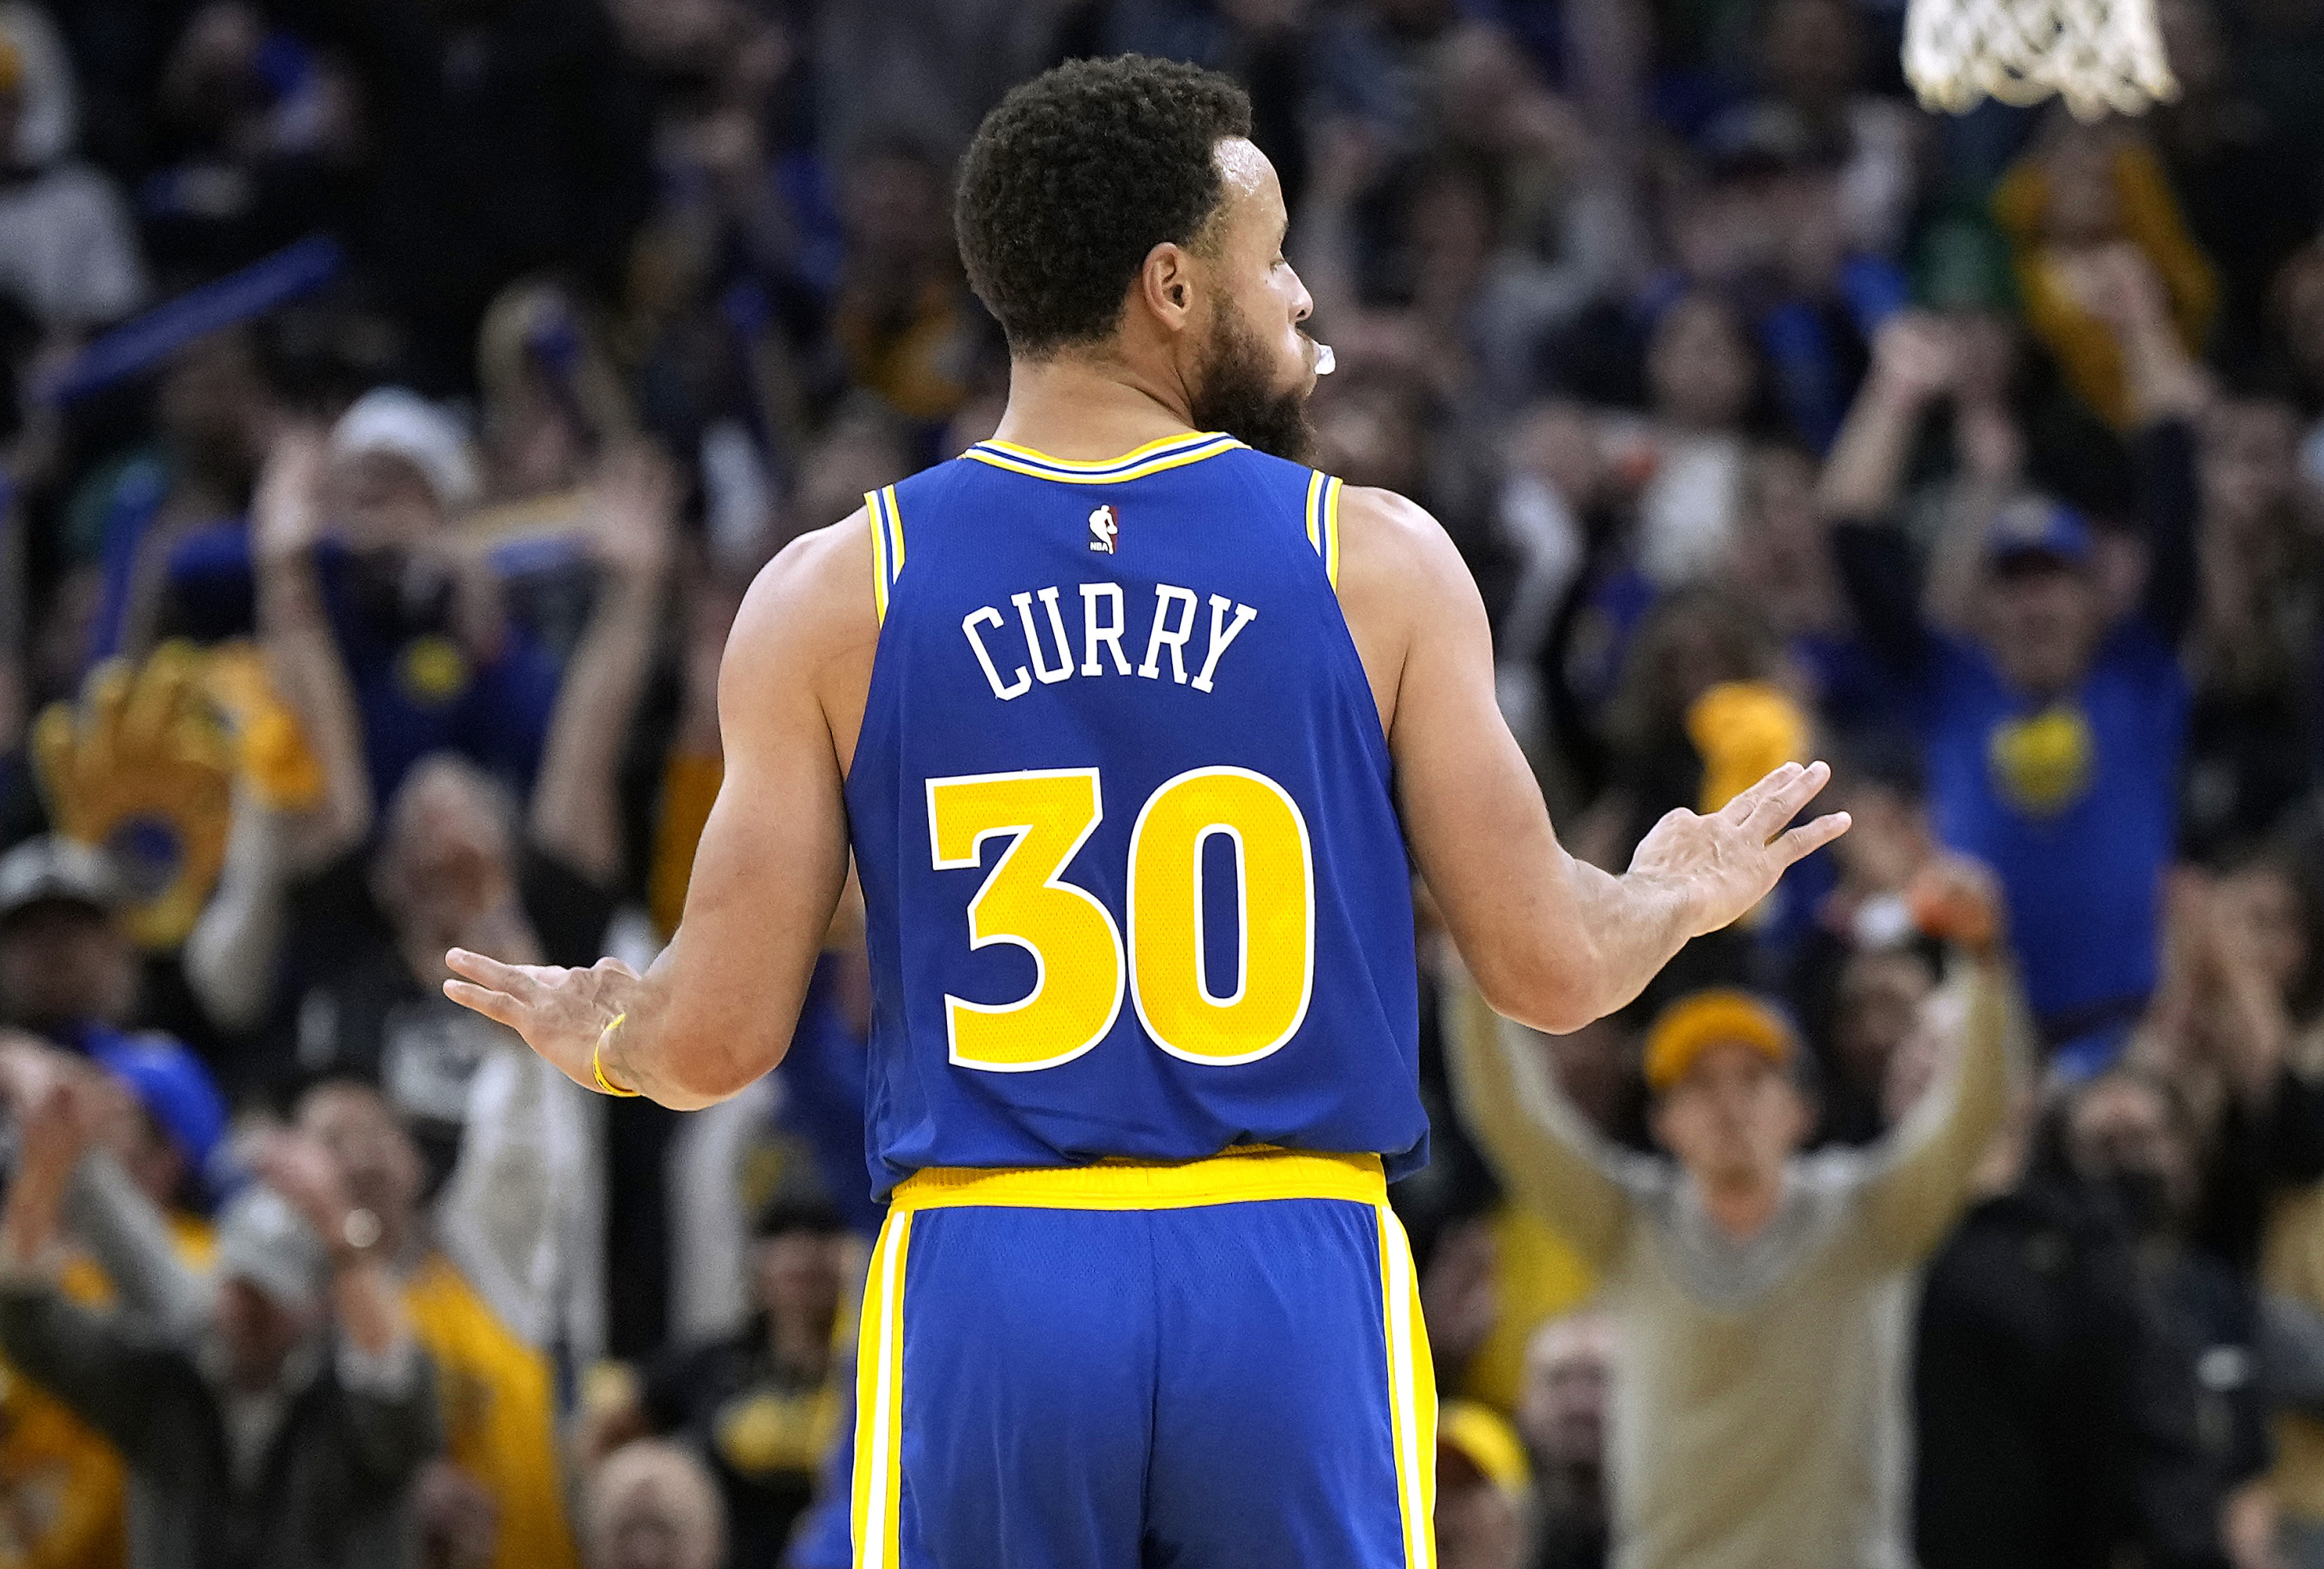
left=1088, top=504, right=1120, bottom=553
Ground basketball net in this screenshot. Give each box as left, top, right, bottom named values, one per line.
left=1903, top=0, right=2178, bottom=120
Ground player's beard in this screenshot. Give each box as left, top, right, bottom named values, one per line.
left=1188, top=298, right=1313, bottom=464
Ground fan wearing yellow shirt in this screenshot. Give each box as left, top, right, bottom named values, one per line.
left=294, top=1077, right=578, bottom=1569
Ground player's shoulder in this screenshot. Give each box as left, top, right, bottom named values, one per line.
left=1334, top=482, right=1450, bottom=544
left=753, top=508, right=869, bottom=602
left=729, top=509, right=877, bottom=676
left=1333, top=483, right=1470, bottom=592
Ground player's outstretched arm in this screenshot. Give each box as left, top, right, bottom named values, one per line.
left=442, top=516, right=868, bottom=1108
left=1338, top=487, right=1848, bottom=1034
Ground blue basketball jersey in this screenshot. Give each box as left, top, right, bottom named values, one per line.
left=843, top=431, right=1427, bottom=1197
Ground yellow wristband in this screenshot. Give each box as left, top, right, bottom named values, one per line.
left=590, top=1014, right=640, bottom=1097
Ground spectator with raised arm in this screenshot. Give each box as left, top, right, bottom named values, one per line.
left=294, top=1075, right=579, bottom=1569
left=1443, top=857, right=2026, bottom=1569
left=1822, top=273, right=2207, bottom=1071
left=0, top=1042, right=135, bottom=1569
left=194, top=429, right=673, bottom=1053
left=250, top=401, right=561, bottom=812
left=221, top=436, right=668, bottom=1355
left=2134, top=851, right=2324, bottom=1273
left=0, top=1083, right=439, bottom=1569
left=1992, top=117, right=2217, bottom=434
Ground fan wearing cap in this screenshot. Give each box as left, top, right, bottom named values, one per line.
left=1444, top=857, right=2028, bottom=1569
left=1638, top=990, right=1822, bottom=1227
left=0, top=1075, right=438, bottom=1569
left=242, top=393, right=568, bottom=815
left=0, top=836, right=228, bottom=1237
left=1436, top=1399, right=1531, bottom=1569
left=0, top=836, right=141, bottom=1045
left=1821, top=291, right=2207, bottom=1070
left=87, top=1031, right=229, bottom=1254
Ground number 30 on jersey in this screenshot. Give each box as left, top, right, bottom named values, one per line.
left=925, top=766, right=1315, bottom=1071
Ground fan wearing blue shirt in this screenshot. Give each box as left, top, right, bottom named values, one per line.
left=1821, top=302, right=2205, bottom=1071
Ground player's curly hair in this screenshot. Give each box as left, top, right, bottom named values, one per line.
left=956, top=55, right=1253, bottom=357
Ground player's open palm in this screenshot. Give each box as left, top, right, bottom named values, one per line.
left=442, top=948, right=646, bottom=1092
left=1628, top=760, right=1851, bottom=938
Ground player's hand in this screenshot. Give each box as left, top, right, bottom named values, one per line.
left=1628, top=760, right=1850, bottom=938
left=442, top=948, right=644, bottom=1092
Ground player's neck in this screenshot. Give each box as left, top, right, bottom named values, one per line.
left=990, top=350, right=1204, bottom=462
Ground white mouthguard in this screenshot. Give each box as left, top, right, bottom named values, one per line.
left=1313, top=343, right=1335, bottom=376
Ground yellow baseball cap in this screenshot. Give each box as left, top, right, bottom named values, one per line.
left=1642, top=988, right=1797, bottom=1093
left=1438, top=1400, right=1530, bottom=1500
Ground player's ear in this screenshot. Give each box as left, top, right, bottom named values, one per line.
left=1138, top=242, right=1197, bottom=333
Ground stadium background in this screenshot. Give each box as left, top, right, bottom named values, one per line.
left=2, top=0, right=2324, bottom=1565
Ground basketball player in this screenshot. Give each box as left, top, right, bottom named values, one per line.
left=443, top=56, right=1848, bottom=1569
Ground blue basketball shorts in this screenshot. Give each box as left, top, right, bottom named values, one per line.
left=850, top=1148, right=1438, bottom=1569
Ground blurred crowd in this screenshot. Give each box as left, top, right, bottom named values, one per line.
left=1, top=0, right=2324, bottom=1567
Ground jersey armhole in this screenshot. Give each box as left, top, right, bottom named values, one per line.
left=866, top=486, right=905, bottom=624
left=1303, top=471, right=1344, bottom=591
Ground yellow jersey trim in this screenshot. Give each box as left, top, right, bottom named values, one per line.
left=1304, top=471, right=1345, bottom=590
left=964, top=434, right=1242, bottom=485
left=865, top=490, right=890, bottom=625
left=890, top=1145, right=1386, bottom=1212
left=978, top=430, right=1232, bottom=470
left=1324, top=475, right=1345, bottom=589
left=866, top=487, right=905, bottom=625
left=882, top=484, right=905, bottom=576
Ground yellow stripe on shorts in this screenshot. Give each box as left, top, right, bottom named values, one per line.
left=852, top=1208, right=914, bottom=1569
left=890, top=1145, right=1385, bottom=1212
left=1378, top=1201, right=1438, bottom=1569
